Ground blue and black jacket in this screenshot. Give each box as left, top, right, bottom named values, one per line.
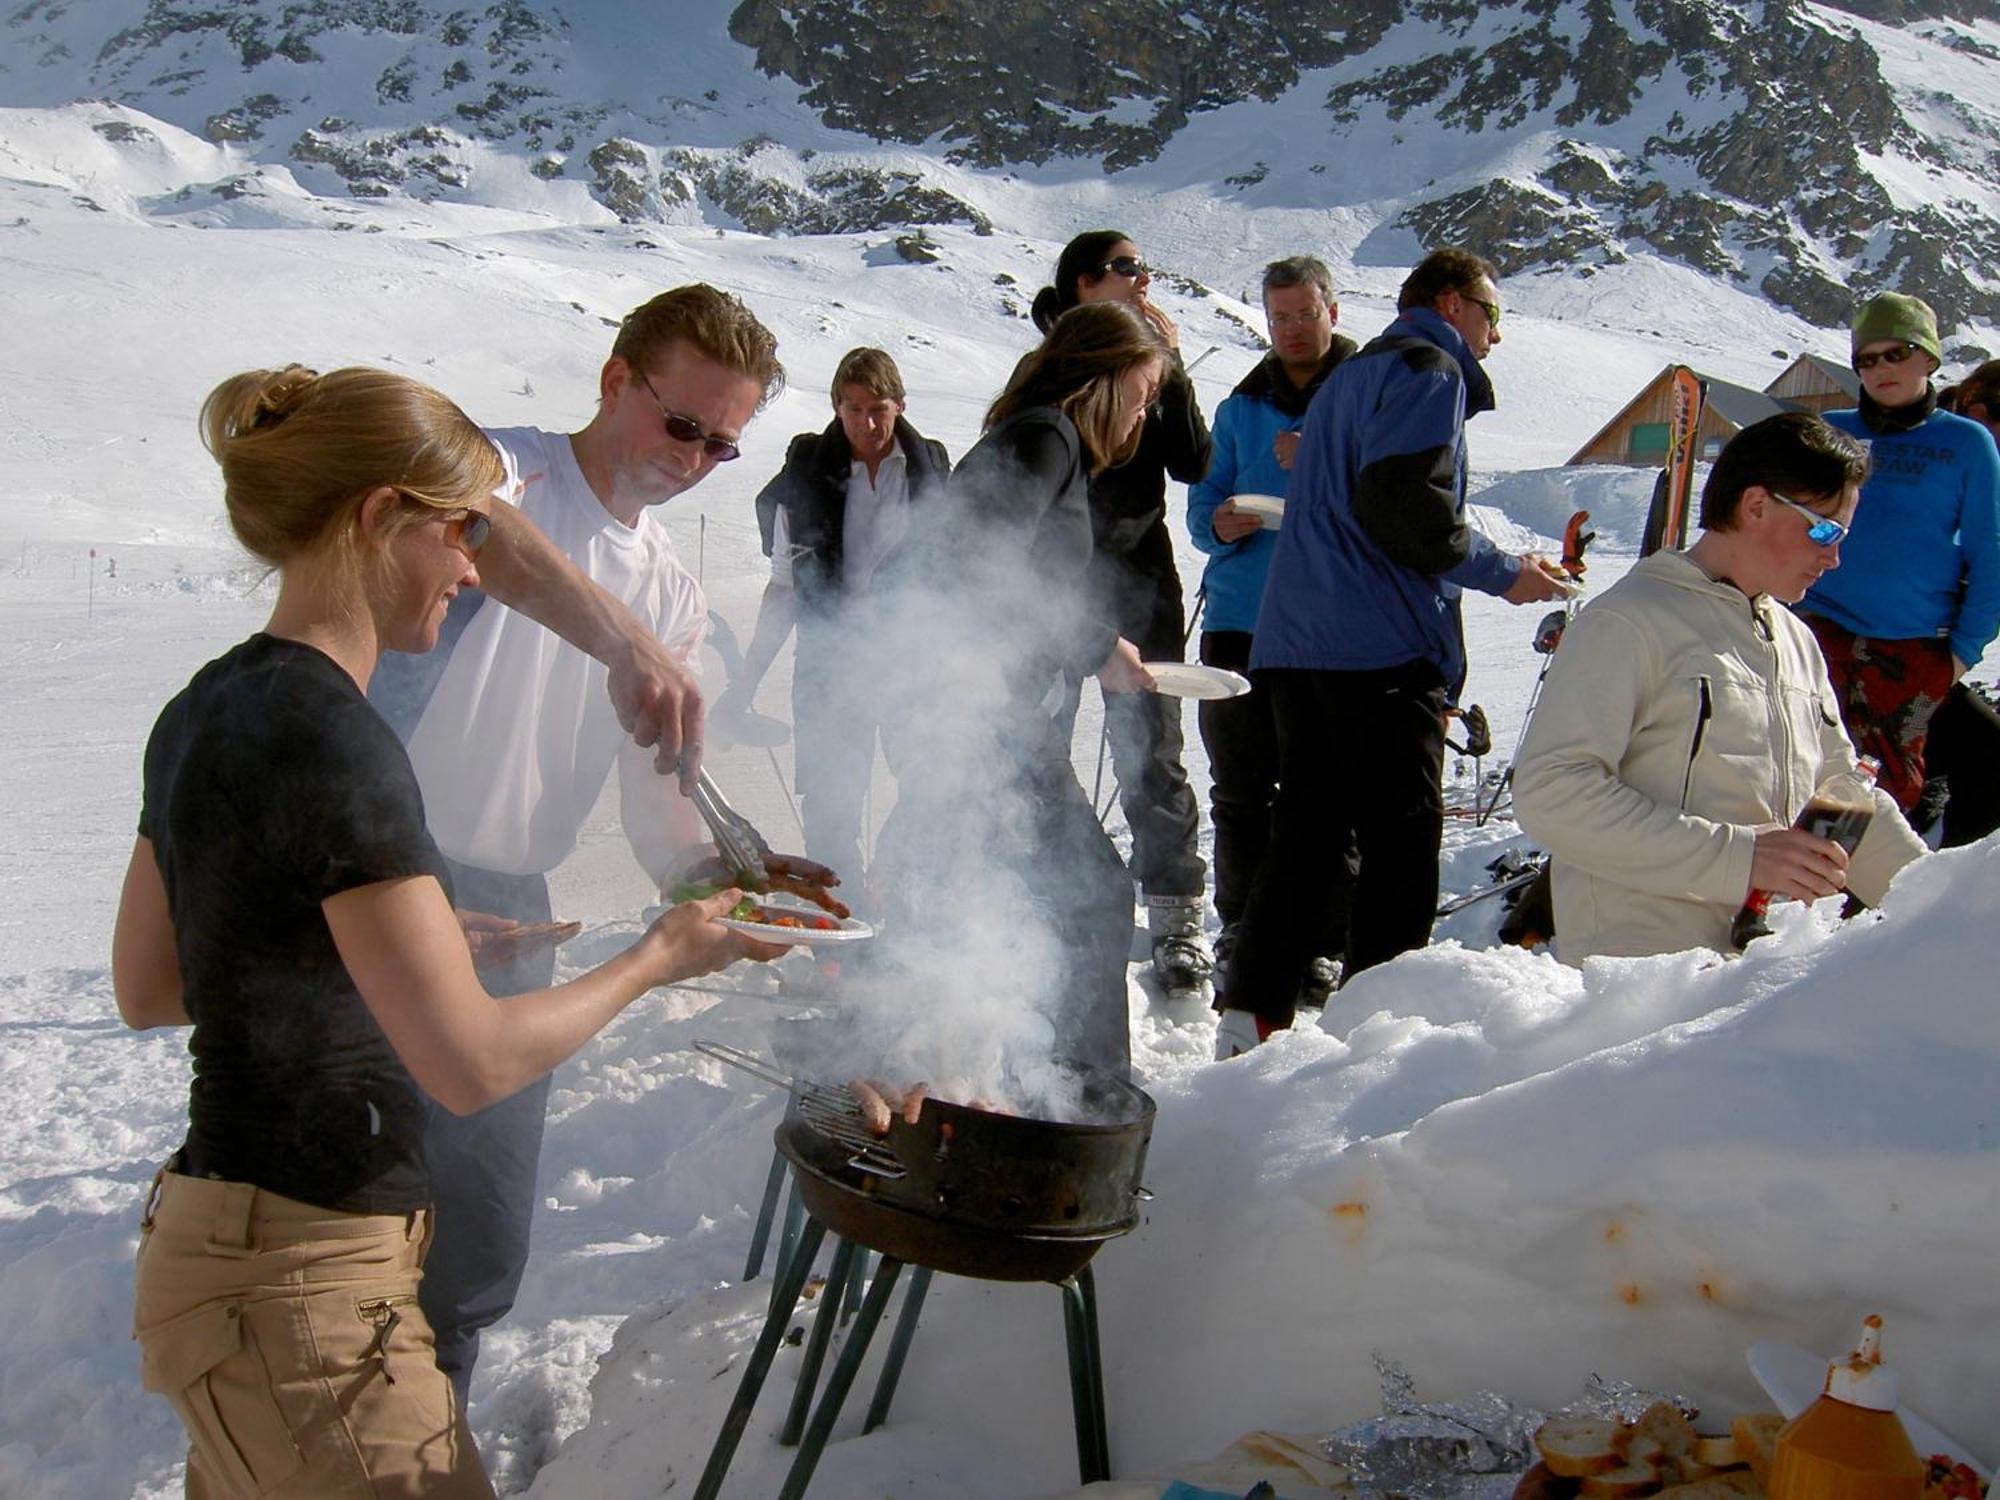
left=1250, top=306, right=1519, bottom=698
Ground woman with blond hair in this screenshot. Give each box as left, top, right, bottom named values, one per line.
left=874, top=302, right=1170, bottom=1078
left=112, top=365, right=773, bottom=1497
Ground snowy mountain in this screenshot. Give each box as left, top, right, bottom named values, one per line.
left=7, top=0, right=2000, bottom=337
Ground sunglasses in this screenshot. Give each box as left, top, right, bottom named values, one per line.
left=1466, top=295, right=1502, bottom=331
left=1093, top=255, right=1148, bottom=280
left=1854, top=342, right=1918, bottom=372
left=1768, top=490, right=1849, bottom=546
left=440, top=508, right=491, bottom=557
left=638, top=373, right=741, bottom=462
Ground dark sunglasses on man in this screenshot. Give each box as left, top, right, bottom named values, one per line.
left=1854, top=342, right=1919, bottom=372
left=638, top=372, right=742, bottom=462
left=1094, top=255, right=1148, bottom=280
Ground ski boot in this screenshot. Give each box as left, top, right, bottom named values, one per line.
left=1146, top=894, right=1214, bottom=1002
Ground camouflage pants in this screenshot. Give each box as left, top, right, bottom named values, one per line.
left=1803, top=614, right=1955, bottom=813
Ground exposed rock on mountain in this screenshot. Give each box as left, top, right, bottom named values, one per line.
left=6, top=0, right=2000, bottom=331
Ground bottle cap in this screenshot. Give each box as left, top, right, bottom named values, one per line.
left=1823, top=1314, right=1900, bottom=1410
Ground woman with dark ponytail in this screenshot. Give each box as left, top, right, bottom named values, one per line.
left=112, top=366, right=773, bottom=1496
left=1031, top=229, right=1216, bottom=999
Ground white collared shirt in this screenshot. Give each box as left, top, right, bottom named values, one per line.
left=770, top=441, right=911, bottom=593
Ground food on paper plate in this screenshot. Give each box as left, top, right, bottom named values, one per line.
left=1520, top=1403, right=1782, bottom=1499
left=1927, top=1456, right=1991, bottom=1500
left=668, top=850, right=851, bottom=920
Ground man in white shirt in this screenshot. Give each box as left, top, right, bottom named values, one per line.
left=371, top=284, right=784, bottom=1402
left=720, top=348, right=951, bottom=893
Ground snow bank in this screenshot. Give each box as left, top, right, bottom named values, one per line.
left=521, top=840, right=1999, bottom=1497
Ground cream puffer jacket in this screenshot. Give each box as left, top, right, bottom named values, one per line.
left=1514, top=549, right=1926, bottom=964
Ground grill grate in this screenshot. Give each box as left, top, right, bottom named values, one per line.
left=794, top=1084, right=907, bottom=1180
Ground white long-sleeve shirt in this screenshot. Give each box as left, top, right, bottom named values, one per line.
left=405, top=426, right=707, bottom=881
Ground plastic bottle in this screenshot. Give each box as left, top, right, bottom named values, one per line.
left=1731, top=755, right=1881, bottom=950
left=1768, top=1315, right=1925, bottom=1500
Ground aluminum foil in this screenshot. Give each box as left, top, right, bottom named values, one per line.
left=1319, top=1355, right=1696, bottom=1498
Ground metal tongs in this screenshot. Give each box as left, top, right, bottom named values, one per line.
left=690, top=768, right=771, bottom=885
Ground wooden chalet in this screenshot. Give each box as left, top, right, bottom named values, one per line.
left=1567, top=354, right=1860, bottom=466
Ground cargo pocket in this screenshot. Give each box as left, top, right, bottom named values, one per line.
left=139, top=1300, right=303, bottom=1496
left=348, top=1291, right=452, bottom=1430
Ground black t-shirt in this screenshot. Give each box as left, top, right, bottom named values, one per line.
left=138, top=634, right=450, bottom=1213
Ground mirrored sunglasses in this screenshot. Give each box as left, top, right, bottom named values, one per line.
left=1769, top=490, right=1848, bottom=546
left=1095, top=255, right=1148, bottom=279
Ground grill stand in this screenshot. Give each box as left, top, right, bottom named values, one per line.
left=691, top=1215, right=1111, bottom=1499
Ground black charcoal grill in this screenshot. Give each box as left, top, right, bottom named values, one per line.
left=692, top=1042, right=1155, bottom=1500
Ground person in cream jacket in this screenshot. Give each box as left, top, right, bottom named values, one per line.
left=1516, top=413, right=1927, bottom=964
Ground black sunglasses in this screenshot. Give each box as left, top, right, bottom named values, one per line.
left=1854, top=342, right=1918, bottom=372
left=1466, top=295, right=1501, bottom=330
left=638, top=373, right=741, bottom=462
left=1093, top=255, right=1148, bottom=280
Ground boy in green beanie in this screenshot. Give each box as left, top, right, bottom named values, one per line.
left=1798, top=291, right=2000, bottom=817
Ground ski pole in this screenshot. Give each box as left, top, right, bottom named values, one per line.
left=765, top=746, right=806, bottom=841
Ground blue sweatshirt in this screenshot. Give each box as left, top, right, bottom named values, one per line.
left=1804, top=405, right=2000, bottom=669
left=1250, top=307, right=1519, bottom=696
left=1187, top=345, right=1353, bottom=634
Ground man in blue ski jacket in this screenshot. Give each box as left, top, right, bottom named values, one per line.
left=1212, top=248, right=1569, bottom=1057
left=1187, top=255, right=1356, bottom=992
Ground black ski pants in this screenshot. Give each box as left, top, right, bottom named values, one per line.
left=1058, top=532, right=1205, bottom=900
left=1219, top=662, right=1446, bottom=1029
left=1198, top=630, right=1355, bottom=936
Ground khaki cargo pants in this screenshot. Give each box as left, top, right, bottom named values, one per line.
left=134, top=1168, right=495, bottom=1499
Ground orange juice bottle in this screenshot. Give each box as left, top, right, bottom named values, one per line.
left=1769, top=1316, right=1924, bottom=1500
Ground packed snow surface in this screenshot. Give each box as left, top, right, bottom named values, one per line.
left=1, top=95, right=1995, bottom=1500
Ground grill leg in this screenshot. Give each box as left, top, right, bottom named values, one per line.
left=1059, top=1267, right=1111, bottom=1483
left=742, top=1146, right=788, bottom=1282
left=841, top=1247, right=869, bottom=1323
left=694, top=1216, right=827, bottom=1500
left=861, top=1263, right=933, bottom=1433
left=779, top=1238, right=857, bottom=1447
left=769, top=1173, right=807, bottom=1315
left=777, top=1255, right=905, bottom=1500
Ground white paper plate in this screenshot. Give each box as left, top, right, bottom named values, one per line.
left=1746, top=1338, right=1988, bottom=1476
left=718, top=891, right=873, bottom=945
left=1233, top=493, right=1285, bottom=527
left=1141, top=662, right=1251, bottom=700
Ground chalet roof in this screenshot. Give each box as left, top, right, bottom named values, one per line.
left=1782, top=353, right=1861, bottom=399
left=1699, top=377, right=1791, bottom=429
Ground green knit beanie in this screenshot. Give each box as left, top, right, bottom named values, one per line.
left=1851, top=292, right=1942, bottom=369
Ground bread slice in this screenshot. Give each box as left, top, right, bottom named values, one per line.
left=1538, top=1417, right=1627, bottom=1478
left=1582, top=1457, right=1668, bottom=1499
left=1729, top=1413, right=1784, bottom=1487
left=1630, top=1401, right=1700, bottom=1459
left=1690, top=1435, right=1741, bottom=1467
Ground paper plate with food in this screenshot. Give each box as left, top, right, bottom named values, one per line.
left=1141, top=662, right=1252, bottom=700
left=715, top=891, right=873, bottom=944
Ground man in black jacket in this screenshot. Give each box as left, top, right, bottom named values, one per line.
left=721, top=348, right=950, bottom=892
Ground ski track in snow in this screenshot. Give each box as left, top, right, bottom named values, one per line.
left=2, top=91, right=1998, bottom=1500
